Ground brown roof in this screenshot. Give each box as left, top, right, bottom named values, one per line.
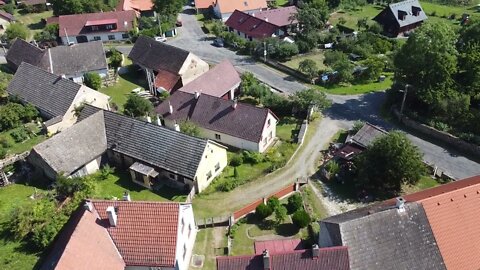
left=155, top=69, right=181, bottom=91
left=178, top=59, right=240, bottom=98
left=58, top=11, right=136, bottom=37
left=46, top=16, right=59, bottom=25
left=156, top=92, right=277, bottom=142
left=41, top=207, right=126, bottom=270
left=251, top=6, right=298, bottom=27
left=194, top=0, right=215, bottom=9
left=0, top=10, right=14, bottom=22
left=117, top=0, right=153, bottom=11
left=217, top=247, right=350, bottom=270
left=398, top=175, right=480, bottom=270
left=215, top=0, right=267, bottom=14
left=254, top=239, right=304, bottom=255
left=225, top=10, right=279, bottom=38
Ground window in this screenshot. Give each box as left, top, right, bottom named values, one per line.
left=269, top=131, right=272, bottom=139
left=169, top=173, right=176, bottom=180
left=93, top=36, right=101, bottom=41
left=206, top=171, right=212, bottom=180
left=267, top=119, right=271, bottom=127
left=183, top=244, right=187, bottom=260
left=108, top=35, right=115, bottom=40
left=91, top=26, right=99, bottom=31
left=106, top=24, right=114, bottom=30
left=122, top=33, right=130, bottom=39
left=215, top=162, right=220, bottom=172
left=237, top=30, right=240, bottom=35
left=181, top=218, right=185, bottom=233
left=264, top=137, right=268, bottom=146
left=215, top=134, right=221, bottom=140
left=188, top=224, right=192, bottom=238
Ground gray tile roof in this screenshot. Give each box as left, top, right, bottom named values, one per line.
left=80, top=105, right=209, bottom=179
left=128, top=36, right=190, bottom=74
left=350, top=123, right=387, bottom=148
left=156, top=92, right=275, bottom=142
left=6, top=39, right=44, bottom=70
left=375, top=0, right=427, bottom=28
left=32, top=111, right=107, bottom=175
left=7, top=62, right=82, bottom=118
left=46, top=41, right=108, bottom=76
left=320, top=202, right=446, bottom=270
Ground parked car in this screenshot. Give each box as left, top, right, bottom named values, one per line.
left=212, top=38, right=224, bottom=47
left=154, top=36, right=167, bottom=42
left=176, top=20, right=182, bottom=27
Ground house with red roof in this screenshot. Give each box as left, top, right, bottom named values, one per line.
left=42, top=200, right=197, bottom=270
left=177, top=59, right=241, bottom=100
left=116, top=0, right=155, bottom=17
left=156, top=91, right=278, bottom=153
left=225, top=6, right=298, bottom=41
left=214, top=0, right=268, bottom=21
left=0, top=10, right=14, bottom=33
left=217, top=240, right=350, bottom=270
left=58, top=10, right=136, bottom=45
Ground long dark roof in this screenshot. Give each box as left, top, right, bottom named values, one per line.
left=350, top=123, right=387, bottom=148
left=156, top=92, right=276, bottom=143
left=128, top=36, right=190, bottom=74
left=80, top=105, right=209, bottom=179
left=6, top=39, right=108, bottom=75
left=6, top=38, right=44, bottom=70
left=374, top=0, right=427, bottom=28
left=320, top=202, right=446, bottom=270
left=7, top=62, right=81, bottom=118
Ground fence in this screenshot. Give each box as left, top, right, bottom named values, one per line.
left=297, top=120, right=308, bottom=145
left=185, top=186, right=196, bottom=203
left=263, top=59, right=310, bottom=83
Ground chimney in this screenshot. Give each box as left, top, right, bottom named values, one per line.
left=124, top=21, right=128, bottom=28
left=262, top=250, right=270, bottom=270
left=146, top=115, right=152, bottom=123
left=265, top=17, right=268, bottom=22
left=312, top=244, right=320, bottom=259
left=157, top=116, right=162, bottom=126
left=168, top=101, right=173, bottom=114
left=233, top=99, right=238, bottom=109
left=122, top=191, right=131, bottom=201
left=396, top=197, right=406, bottom=212
left=84, top=201, right=93, bottom=212
left=174, top=121, right=180, bottom=132
left=106, top=206, right=118, bottom=227
left=194, top=91, right=200, bottom=99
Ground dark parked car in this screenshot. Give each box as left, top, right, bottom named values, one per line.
left=213, top=38, right=224, bottom=47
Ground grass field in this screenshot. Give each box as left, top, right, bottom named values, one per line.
left=0, top=124, right=46, bottom=156
left=14, top=10, right=53, bottom=39
left=282, top=50, right=327, bottom=71
left=314, top=72, right=393, bottom=95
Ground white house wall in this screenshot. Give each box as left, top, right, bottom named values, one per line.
left=258, top=112, right=277, bottom=153
left=61, top=32, right=129, bottom=45
left=194, top=141, right=228, bottom=192
left=174, top=204, right=197, bottom=270
left=178, top=53, right=209, bottom=86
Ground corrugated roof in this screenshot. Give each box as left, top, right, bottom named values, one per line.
left=128, top=36, right=190, bottom=74
left=178, top=59, right=240, bottom=98
left=350, top=123, right=387, bottom=148
left=58, top=10, right=136, bottom=37
left=7, top=62, right=82, bottom=118
left=32, top=111, right=107, bottom=175
left=156, top=92, right=275, bottom=143
left=215, top=0, right=267, bottom=14
left=254, top=239, right=304, bottom=255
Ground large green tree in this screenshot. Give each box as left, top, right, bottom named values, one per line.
left=5, top=23, right=29, bottom=43
left=124, top=94, right=154, bottom=117
left=355, top=131, right=426, bottom=197
left=291, top=88, right=331, bottom=113
left=298, top=59, right=319, bottom=81
left=458, top=20, right=480, bottom=100
left=394, top=21, right=458, bottom=107
left=50, top=0, right=109, bottom=16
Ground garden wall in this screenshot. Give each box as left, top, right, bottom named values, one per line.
left=263, top=59, right=310, bottom=83
left=393, top=108, right=480, bottom=160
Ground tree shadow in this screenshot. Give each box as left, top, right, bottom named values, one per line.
left=28, top=21, right=44, bottom=31
left=275, top=223, right=299, bottom=236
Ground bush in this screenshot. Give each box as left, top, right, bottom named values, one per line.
left=124, top=94, right=153, bottom=117
left=99, top=165, right=115, bottom=180
left=255, top=203, right=273, bottom=220
left=83, top=72, right=102, bottom=90
left=267, top=197, right=280, bottom=211
left=10, top=128, right=29, bottom=143
left=233, top=167, right=239, bottom=178
left=326, top=160, right=340, bottom=176
left=242, top=151, right=264, bottom=164
left=287, top=193, right=303, bottom=212
left=216, top=179, right=237, bottom=192
left=2, top=3, right=15, bottom=14
left=292, top=210, right=311, bottom=228
left=230, top=155, right=244, bottom=167
left=0, top=137, right=11, bottom=148
left=0, top=147, right=6, bottom=159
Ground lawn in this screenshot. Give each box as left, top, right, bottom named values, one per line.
left=99, top=65, right=148, bottom=111
left=402, top=175, right=440, bottom=194
left=314, top=72, right=393, bottom=95
left=276, top=117, right=301, bottom=143
left=191, top=228, right=227, bottom=270
left=14, top=10, right=53, bottom=39
left=282, top=50, right=327, bottom=71
left=329, top=5, right=384, bottom=30
left=0, top=124, right=46, bottom=156
left=94, top=171, right=187, bottom=202
left=301, top=185, right=328, bottom=220
left=0, top=183, right=46, bottom=270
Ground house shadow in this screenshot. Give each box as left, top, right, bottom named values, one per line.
left=28, top=21, right=44, bottom=31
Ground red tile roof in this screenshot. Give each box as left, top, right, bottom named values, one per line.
left=194, top=0, right=215, bottom=9
left=225, top=10, right=279, bottom=38
left=117, top=0, right=153, bottom=12
left=46, top=16, right=59, bottom=25
left=254, top=239, right=304, bottom=255
left=251, top=6, right=298, bottom=27
left=92, top=200, right=180, bottom=267
left=217, top=247, right=350, bottom=270
left=178, top=59, right=240, bottom=98
left=397, top=175, right=480, bottom=270
left=155, top=69, right=181, bottom=91
left=58, top=11, right=136, bottom=37
left=85, top=18, right=118, bottom=26
left=216, top=0, right=267, bottom=14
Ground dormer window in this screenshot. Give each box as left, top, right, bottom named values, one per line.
left=244, top=1, right=248, bottom=6
left=91, top=25, right=99, bottom=31
left=398, top=10, right=407, bottom=20
left=106, top=24, right=114, bottom=30
left=412, top=6, right=421, bottom=16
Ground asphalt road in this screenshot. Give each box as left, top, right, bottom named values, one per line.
left=116, top=7, right=480, bottom=180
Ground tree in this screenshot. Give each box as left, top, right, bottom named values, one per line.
left=287, top=193, right=303, bottom=212
left=292, top=210, right=311, bottom=228
left=324, top=50, right=348, bottom=66
left=338, top=17, right=347, bottom=25
left=458, top=21, right=480, bottom=100
left=124, top=94, right=153, bottom=117
left=109, top=48, right=123, bottom=72
left=394, top=21, right=458, bottom=107
left=2, top=3, right=15, bottom=15
left=256, top=203, right=273, bottom=220
left=357, top=17, right=368, bottom=30
left=83, top=72, right=102, bottom=90
left=362, top=56, right=384, bottom=81
left=0, top=147, right=6, bottom=159
left=295, top=4, right=329, bottom=52
left=211, top=20, right=225, bottom=37
left=355, top=131, right=427, bottom=197
left=5, top=23, right=29, bottom=43
left=274, top=205, right=288, bottom=225
left=34, top=23, right=59, bottom=43
left=332, top=58, right=354, bottom=82
left=267, top=197, right=280, bottom=211
left=50, top=0, right=107, bottom=16
left=291, top=88, right=331, bottom=113
left=230, top=154, right=244, bottom=167
left=153, top=0, right=183, bottom=17
left=368, top=22, right=383, bottom=34
left=179, top=120, right=200, bottom=137
left=298, top=59, right=319, bottom=81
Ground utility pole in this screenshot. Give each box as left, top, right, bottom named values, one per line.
left=263, top=40, right=267, bottom=62
left=157, top=15, right=163, bottom=36
left=400, top=84, right=409, bottom=115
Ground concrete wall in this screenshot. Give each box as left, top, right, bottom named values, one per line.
left=61, top=31, right=129, bottom=45
left=175, top=204, right=197, bottom=270
left=194, top=141, right=228, bottom=192
left=70, top=157, right=101, bottom=178
left=178, top=53, right=209, bottom=86
left=27, top=149, right=57, bottom=180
